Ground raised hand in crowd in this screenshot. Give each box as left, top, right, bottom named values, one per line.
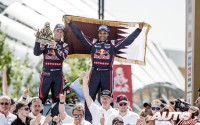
left=100, top=114, right=105, bottom=125
left=18, top=88, right=30, bottom=102
left=30, top=113, right=42, bottom=125
left=23, top=88, right=29, bottom=99
left=52, top=115, right=61, bottom=125
left=80, top=71, right=93, bottom=107
left=136, top=116, right=147, bottom=125
left=43, top=114, right=52, bottom=125
left=137, top=116, right=156, bottom=125
left=59, top=91, right=67, bottom=120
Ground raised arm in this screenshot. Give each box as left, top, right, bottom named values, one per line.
left=114, top=22, right=144, bottom=50
left=65, top=17, right=93, bottom=49
left=80, top=71, right=93, bottom=107
left=59, top=91, right=67, bottom=120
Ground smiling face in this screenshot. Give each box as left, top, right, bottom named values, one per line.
left=73, top=110, right=84, bottom=124
left=151, top=100, right=162, bottom=115
left=98, top=30, right=109, bottom=42
left=53, top=29, right=64, bottom=41
left=117, top=102, right=129, bottom=113
left=100, top=96, right=112, bottom=109
left=18, top=106, right=30, bottom=117
left=30, top=99, right=43, bottom=116
left=0, top=97, right=11, bottom=114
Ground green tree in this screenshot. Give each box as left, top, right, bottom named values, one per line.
left=0, top=32, right=13, bottom=93
left=65, top=58, right=91, bottom=83
left=0, top=31, right=37, bottom=97
left=9, top=54, right=37, bottom=98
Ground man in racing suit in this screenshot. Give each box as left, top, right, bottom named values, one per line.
left=34, top=24, right=69, bottom=116
left=65, top=17, right=144, bottom=122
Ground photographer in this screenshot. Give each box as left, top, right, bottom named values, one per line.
left=174, top=99, right=190, bottom=112
left=137, top=99, right=174, bottom=125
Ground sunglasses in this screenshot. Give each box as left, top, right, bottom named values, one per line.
left=151, top=107, right=161, bottom=111
left=21, top=107, right=30, bottom=111
left=119, top=102, right=127, bottom=106
left=73, top=114, right=83, bottom=118
left=0, top=102, right=9, bottom=106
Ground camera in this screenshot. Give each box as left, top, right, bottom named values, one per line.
left=174, top=99, right=190, bottom=112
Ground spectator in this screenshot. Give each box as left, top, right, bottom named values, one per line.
left=80, top=71, right=116, bottom=125
left=105, top=94, right=139, bottom=125
left=177, top=106, right=200, bottom=125
left=0, top=95, right=17, bottom=125
left=9, top=98, right=16, bottom=114
left=59, top=92, right=91, bottom=125
left=198, top=88, right=200, bottom=97
left=18, top=88, right=32, bottom=103
left=169, top=100, right=176, bottom=110
left=151, top=99, right=173, bottom=125
left=196, top=97, right=200, bottom=109
left=11, top=101, right=32, bottom=125
left=29, top=97, right=45, bottom=124
left=30, top=114, right=52, bottom=125
left=112, top=116, right=124, bottom=125
left=143, top=102, right=153, bottom=117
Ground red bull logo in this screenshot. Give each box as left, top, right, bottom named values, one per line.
left=96, top=49, right=109, bottom=55
left=48, top=50, right=55, bottom=55
left=94, top=49, right=110, bottom=60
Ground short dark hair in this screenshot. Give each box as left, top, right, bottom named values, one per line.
left=15, top=101, right=27, bottom=112
left=10, top=98, right=15, bottom=105
left=143, top=102, right=151, bottom=107
left=112, top=117, right=124, bottom=125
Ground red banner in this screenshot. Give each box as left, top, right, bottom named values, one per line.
left=113, top=65, right=133, bottom=107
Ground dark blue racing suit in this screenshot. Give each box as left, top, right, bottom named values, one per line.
left=68, top=22, right=141, bottom=122
left=34, top=40, right=69, bottom=116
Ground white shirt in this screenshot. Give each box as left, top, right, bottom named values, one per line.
left=0, top=112, right=7, bottom=125
left=105, top=110, right=139, bottom=125
left=63, top=120, right=92, bottom=125
left=61, top=112, right=73, bottom=123
left=89, top=102, right=116, bottom=125
left=61, top=112, right=91, bottom=125
left=0, top=112, right=17, bottom=125
left=29, top=112, right=45, bottom=124
left=155, top=120, right=172, bottom=125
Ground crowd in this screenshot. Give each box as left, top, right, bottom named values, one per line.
left=0, top=71, right=200, bottom=125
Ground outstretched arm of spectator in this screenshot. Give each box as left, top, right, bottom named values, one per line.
left=80, top=71, right=93, bottom=107
left=59, top=91, right=67, bottom=120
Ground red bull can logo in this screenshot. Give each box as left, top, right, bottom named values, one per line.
left=94, top=49, right=110, bottom=60
left=96, top=49, right=109, bottom=55
left=48, top=50, right=55, bottom=55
